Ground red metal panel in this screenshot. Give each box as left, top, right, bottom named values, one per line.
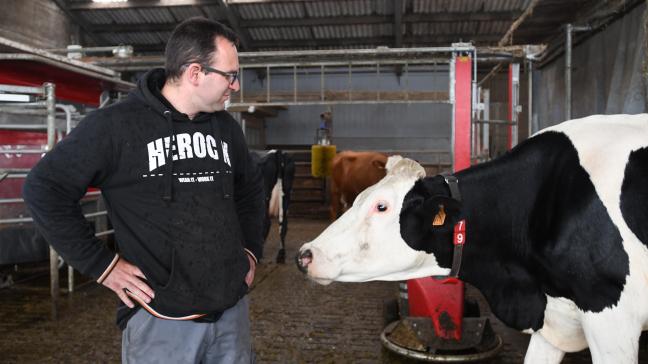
left=407, top=277, right=465, bottom=340
left=0, top=60, right=103, bottom=106
left=454, top=56, right=471, bottom=172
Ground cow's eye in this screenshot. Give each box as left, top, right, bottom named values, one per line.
left=375, top=201, right=388, bottom=212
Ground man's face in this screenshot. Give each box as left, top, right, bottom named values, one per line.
left=196, top=36, right=240, bottom=112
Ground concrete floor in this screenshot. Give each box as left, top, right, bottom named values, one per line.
left=0, top=217, right=646, bottom=363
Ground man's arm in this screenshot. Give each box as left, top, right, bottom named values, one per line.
left=229, top=117, right=265, bottom=267
left=22, top=112, right=153, bottom=306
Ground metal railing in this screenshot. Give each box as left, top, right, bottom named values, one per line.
left=0, top=82, right=113, bottom=319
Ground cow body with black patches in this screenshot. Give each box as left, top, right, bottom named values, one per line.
left=253, top=149, right=295, bottom=263
left=297, top=114, right=648, bottom=363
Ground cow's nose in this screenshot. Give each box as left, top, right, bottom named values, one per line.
left=296, top=249, right=312, bottom=274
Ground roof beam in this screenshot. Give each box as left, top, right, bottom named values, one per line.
left=394, top=0, right=403, bottom=48
left=225, top=0, right=319, bottom=3
left=219, top=0, right=253, bottom=50
left=88, top=10, right=522, bottom=34
left=69, top=0, right=218, bottom=10
left=251, top=34, right=502, bottom=49
left=51, top=0, right=109, bottom=46
left=239, top=11, right=522, bottom=27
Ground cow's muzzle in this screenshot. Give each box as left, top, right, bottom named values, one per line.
left=295, top=249, right=312, bottom=274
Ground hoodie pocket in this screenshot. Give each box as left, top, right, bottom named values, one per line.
left=151, top=241, right=249, bottom=317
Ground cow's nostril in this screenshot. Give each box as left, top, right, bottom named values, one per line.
left=296, top=249, right=313, bottom=274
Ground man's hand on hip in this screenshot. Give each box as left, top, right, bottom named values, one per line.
left=245, top=254, right=256, bottom=287
left=101, top=259, right=155, bottom=308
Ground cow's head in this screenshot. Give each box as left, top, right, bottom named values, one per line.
left=296, top=156, right=462, bottom=284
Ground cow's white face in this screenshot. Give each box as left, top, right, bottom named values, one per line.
left=297, top=157, right=451, bottom=284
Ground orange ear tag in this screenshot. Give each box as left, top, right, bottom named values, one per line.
left=432, top=205, right=446, bottom=226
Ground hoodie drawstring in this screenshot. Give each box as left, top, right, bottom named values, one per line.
left=162, top=110, right=175, bottom=202
left=210, top=117, right=232, bottom=199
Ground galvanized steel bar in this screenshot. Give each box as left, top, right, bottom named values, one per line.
left=0, top=124, right=48, bottom=131
left=293, top=65, right=297, bottom=103
left=266, top=65, right=270, bottom=103
left=0, top=148, right=47, bottom=154
left=239, top=45, right=475, bottom=60
left=320, top=65, right=324, bottom=101
left=0, top=84, right=44, bottom=94
left=239, top=66, right=244, bottom=103
left=241, top=58, right=450, bottom=69
left=565, top=23, right=573, bottom=121
left=95, top=229, right=115, bottom=238
left=0, top=101, right=47, bottom=107
left=43, top=82, right=59, bottom=319
left=229, top=100, right=451, bottom=107
left=376, top=64, right=380, bottom=101
left=348, top=64, right=352, bottom=101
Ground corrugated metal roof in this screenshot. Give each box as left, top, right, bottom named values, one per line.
left=312, top=24, right=392, bottom=39
left=237, top=2, right=306, bottom=20
left=78, top=10, right=113, bottom=25
left=60, top=0, right=604, bottom=54
left=304, top=0, right=393, bottom=17
left=104, top=32, right=162, bottom=45
left=167, top=6, right=204, bottom=22
left=412, top=0, right=525, bottom=13
left=248, top=27, right=311, bottom=41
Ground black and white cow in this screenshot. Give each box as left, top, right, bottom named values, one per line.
left=255, top=149, right=295, bottom=263
left=297, top=114, right=648, bottom=363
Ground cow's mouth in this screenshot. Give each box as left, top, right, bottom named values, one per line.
left=307, top=276, right=333, bottom=286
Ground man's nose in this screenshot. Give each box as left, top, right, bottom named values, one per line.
left=229, top=78, right=240, bottom=92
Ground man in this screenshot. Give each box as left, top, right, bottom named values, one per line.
left=23, top=18, right=264, bottom=363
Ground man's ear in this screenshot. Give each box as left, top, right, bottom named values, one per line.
left=185, top=63, right=202, bottom=86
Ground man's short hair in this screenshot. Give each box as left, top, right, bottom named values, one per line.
left=165, top=17, right=240, bottom=81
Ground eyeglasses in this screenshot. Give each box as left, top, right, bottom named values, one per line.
left=201, top=65, right=239, bottom=86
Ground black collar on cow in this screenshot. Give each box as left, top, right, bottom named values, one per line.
left=441, top=174, right=466, bottom=278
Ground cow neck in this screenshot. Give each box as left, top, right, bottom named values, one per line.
left=441, top=174, right=466, bottom=278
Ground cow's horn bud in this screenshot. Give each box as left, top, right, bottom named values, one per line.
left=386, top=156, right=425, bottom=179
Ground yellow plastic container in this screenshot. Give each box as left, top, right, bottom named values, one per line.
left=311, top=144, right=337, bottom=177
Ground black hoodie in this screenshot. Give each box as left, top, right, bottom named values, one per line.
left=23, top=69, right=265, bottom=325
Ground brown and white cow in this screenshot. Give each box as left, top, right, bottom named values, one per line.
left=298, top=114, right=648, bottom=363
left=330, top=151, right=387, bottom=220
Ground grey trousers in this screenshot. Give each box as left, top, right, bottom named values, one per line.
left=122, top=296, right=252, bottom=364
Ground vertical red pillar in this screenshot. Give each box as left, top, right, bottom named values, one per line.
left=406, top=54, right=473, bottom=342
left=454, top=56, right=471, bottom=172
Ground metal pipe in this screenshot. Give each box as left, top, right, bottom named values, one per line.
left=56, top=104, right=73, bottom=134
left=0, top=149, right=47, bottom=154
left=95, top=229, right=115, bottom=237
left=43, top=82, right=59, bottom=319
left=564, top=24, right=592, bottom=121
left=68, top=266, right=74, bottom=294
left=0, top=84, right=44, bottom=94
left=241, top=58, right=450, bottom=69
left=0, top=101, right=47, bottom=107
left=528, top=59, right=534, bottom=136
left=229, top=100, right=452, bottom=107
left=0, top=109, right=48, bottom=116
left=565, top=23, right=573, bottom=121
left=239, top=45, right=475, bottom=59
left=0, top=124, right=48, bottom=131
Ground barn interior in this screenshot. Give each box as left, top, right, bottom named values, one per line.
left=0, top=0, right=647, bottom=362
